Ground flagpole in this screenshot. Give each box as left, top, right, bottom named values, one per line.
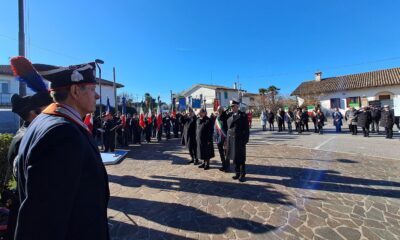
left=113, top=67, right=117, bottom=113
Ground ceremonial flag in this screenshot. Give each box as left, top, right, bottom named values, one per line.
left=139, top=103, right=145, bottom=129
left=157, top=100, right=163, bottom=130
left=213, top=99, right=220, bottom=112
left=84, top=113, right=93, bottom=133
left=121, top=96, right=127, bottom=127
left=106, top=97, right=111, bottom=113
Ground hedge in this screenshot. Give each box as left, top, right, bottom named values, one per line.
left=0, top=134, right=13, bottom=193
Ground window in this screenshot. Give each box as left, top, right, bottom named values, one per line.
left=1, top=82, right=8, bottom=93
left=224, top=92, right=228, bottom=99
left=218, top=92, right=222, bottom=100
left=379, top=95, right=390, bottom=100
left=346, top=97, right=361, bottom=108
left=330, top=98, right=341, bottom=109
left=250, top=97, right=255, bottom=101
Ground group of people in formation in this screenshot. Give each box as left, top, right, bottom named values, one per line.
left=92, top=110, right=181, bottom=153
left=344, top=105, right=397, bottom=138
left=260, top=107, right=326, bottom=134
left=259, top=105, right=398, bottom=139
left=181, top=100, right=250, bottom=182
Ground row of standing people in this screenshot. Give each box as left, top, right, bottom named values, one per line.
left=181, top=100, right=250, bottom=182
left=345, top=105, right=396, bottom=138
left=97, top=111, right=183, bottom=152
left=260, top=108, right=326, bottom=134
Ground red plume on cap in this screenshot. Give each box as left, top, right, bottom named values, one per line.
left=10, top=56, right=48, bottom=93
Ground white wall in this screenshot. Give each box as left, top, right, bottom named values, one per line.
left=96, top=85, right=118, bottom=107
left=0, top=74, right=37, bottom=105
left=307, top=85, right=400, bottom=115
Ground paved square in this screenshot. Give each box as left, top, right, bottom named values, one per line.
left=106, top=127, right=400, bottom=240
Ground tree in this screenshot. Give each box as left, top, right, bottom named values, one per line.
left=266, top=85, right=280, bottom=105
left=258, top=88, right=268, bottom=110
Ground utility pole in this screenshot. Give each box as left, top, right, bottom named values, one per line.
left=113, top=67, right=117, bottom=112
left=18, top=0, right=26, bottom=96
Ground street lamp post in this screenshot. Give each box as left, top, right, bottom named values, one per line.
left=95, top=59, right=104, bottom=117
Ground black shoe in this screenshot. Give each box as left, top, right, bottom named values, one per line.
left=232, top=174, right=240, bottom=180
left=194, top=160, right=200, bottom=165
left=198, top=163, right=205, bottom=168
left=204, top=165, right=210, bottom=170
left=219, top=167, right=225, bottom=171
left=239, top=175, right=246, bottom=182
left=188, top=159, right=194, bottom=164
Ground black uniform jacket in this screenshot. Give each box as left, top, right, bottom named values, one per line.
left=15, top=103, right=110, bottom=240
left=226, top=111, right=249, bottom=164
left=196, top=116, right=215, bottom=160
left=181, top=115, right=197, bottom=149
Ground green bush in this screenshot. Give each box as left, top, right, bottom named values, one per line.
left=0, top=134, right=13, bottom=193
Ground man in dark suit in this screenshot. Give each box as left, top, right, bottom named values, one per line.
left=181, top=108, right=198, bottom=164
left=226, top=100, right=250, bottom=182
left=15, top=62, right=110, bottom=240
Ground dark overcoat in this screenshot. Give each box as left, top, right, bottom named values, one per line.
left=356, top=111, right=372, bottom=128
left=15, top=113, right=110, bottom=240
left=7, top=122, right=29, bottom=168
left=196, top=116, right=215, bottom=160
left=380, top=109, right=395, bottom=128
left=181, top=115, right=197, bottom=149
left=226, top=111, right=249, bottom=164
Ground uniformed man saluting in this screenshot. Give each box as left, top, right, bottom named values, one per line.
left=226, top=100, right=250, bottom=182
left=15, top=60, right=110, bottom=240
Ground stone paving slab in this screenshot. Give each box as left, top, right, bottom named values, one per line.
left=106, top=129, right=400, bottom=240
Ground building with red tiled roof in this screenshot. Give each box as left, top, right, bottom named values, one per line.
left=291, top=68, right=400, bottom=115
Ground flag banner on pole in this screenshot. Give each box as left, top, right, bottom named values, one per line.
left=121, top=96, right=127, bottom=127
left=139, top=103, right=145, bottom=129
left=178, top=97, right=186, bottom=111
left=213, top=99, right=220, bottom=112
left=192, top=99, right=201, bottom=109
left=147, top=110, right=152, bottom=124
left=106, top=97, right=111, bottom=113
left=84, top=114, right=93, bottom=133
left=157, top=102, right=163, bottom=130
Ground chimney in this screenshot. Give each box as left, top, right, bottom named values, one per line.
left=315, top=71, right=322, bottom=82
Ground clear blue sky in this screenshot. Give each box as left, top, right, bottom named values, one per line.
left=1, top=0, right=400, bottom=102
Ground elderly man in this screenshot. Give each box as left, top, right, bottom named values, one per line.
left=214, top=106, right=229, bottom=171
left=181, top=108, right=198, bottom=164
left=196, top=109, right=215, bottom=170
left=226, top=100, right=249, bottom=182
left=15, top=61, right=110, bottom=240
left=380, top=105, right=395, bottom=139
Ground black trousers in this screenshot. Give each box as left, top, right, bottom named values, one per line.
left=362, top=126, right=369, bottom=137
left=350, top=125, right=358, bottom=135
left=189, top=146, right=197, bottom=160
left=269, top=122, right=274, bottom=131
left=371, top=120, right=380, bottom=133
left=104, top=133, right=115, bottom=152
left=235, top=162, right=246, bottom=177
left=385, top=127, right=393, bottom=138
left=302, top=122, right=309, bottom=131
left=312, top=120, right=318, bottom=132
left=296, top=122, right=302, bottom=133
left=217, top=142, right=229, bottom=169
left=278, top=120, right=284, bottom=131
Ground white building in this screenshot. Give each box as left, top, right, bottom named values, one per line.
left=179, top=84, right=260, bottom=113
left=0, top=64, right=123, bottom=133
left=0, top=65, right=124, bottom=108
left=291, top=68, right=400, bottom=116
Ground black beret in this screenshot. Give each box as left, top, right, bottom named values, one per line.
left=33, top=62, right=96, bottom=89
left=11, top=94, right=32, bottom=116
left=30, top=91, right=53, bottom=110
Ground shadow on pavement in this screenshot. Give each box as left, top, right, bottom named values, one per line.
left=108, top=196, right=276, bottom=236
